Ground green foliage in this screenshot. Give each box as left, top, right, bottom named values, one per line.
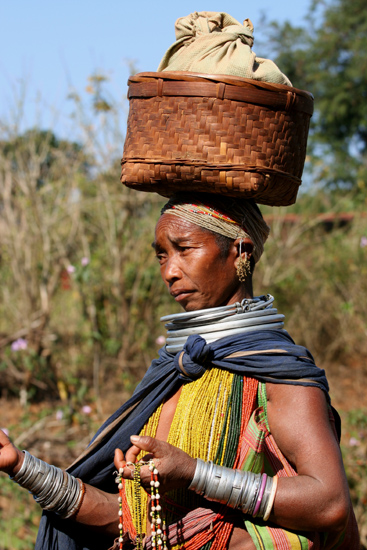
left=0, top=128, right=90, bottom=186
left=256, top=196, right=367, bottom=366
left=341, top=409, right=367, bottom=543
left=0, top=475, right=41, bottom=550
left=264, top=0, right=367, bottom=192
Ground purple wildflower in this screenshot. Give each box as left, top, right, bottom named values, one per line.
left=11, top=338, right=28, bottom=352
left=81, top=257, right=90, bottom=266
left=82, top=405, right=92, bottom=415
left=66, top=265, right=76, bottom=274
left=360, top=236, right=367, bottom=248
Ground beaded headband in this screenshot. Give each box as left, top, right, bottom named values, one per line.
left=171, top=203, right=243, bottom=226
left=161, top=194, right=270, bottom=263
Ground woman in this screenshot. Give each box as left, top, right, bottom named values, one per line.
left=0, top=194, right=359, bottom=550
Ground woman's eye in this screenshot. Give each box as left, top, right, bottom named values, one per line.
left=156, top=253, right=166, bottom=263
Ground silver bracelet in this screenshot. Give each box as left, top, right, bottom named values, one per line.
left=240, top=472, right=255, bottom=514
left=227, top=469, right=246, bottom=509
left=11, top=451, right=84, bottom=519
left=188, top=459, right=276, bottom=520
left=258, top=476, right=273, bottom=518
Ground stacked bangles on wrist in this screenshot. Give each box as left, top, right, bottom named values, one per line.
left=10, top=450, right=85, bottom=519
left=188, top=459, right=278, bottom=521
left=11, top=451, right=277, bottom=529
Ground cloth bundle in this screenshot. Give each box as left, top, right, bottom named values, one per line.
left=158, top=11, right=291, bottom=85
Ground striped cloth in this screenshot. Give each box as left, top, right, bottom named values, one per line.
left=243, top=383, right=322, bottom=549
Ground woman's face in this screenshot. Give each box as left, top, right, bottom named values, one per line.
left=154, top=214, right=249, bottom=312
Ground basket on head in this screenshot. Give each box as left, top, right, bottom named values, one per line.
left=120, top=72, right=314, bottom=206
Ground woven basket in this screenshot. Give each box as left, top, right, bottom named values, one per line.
left=121, top=72, right=314, bottom=206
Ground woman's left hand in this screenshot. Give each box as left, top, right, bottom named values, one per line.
left=0, top=429, right=24, bottom=476
left=114, top=436, right=196, bottom=494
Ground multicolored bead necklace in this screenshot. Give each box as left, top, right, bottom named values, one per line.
left=115, top=467, right=125, bottom=550
left=116, top=459, right=167, bottom=550
left=121, top=369, right=258, bottom=550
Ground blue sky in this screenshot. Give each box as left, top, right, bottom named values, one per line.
left=0, top=1, right=311, bottom=136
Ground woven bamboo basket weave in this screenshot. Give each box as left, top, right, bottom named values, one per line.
left=121, top=72, right=314, bottom=206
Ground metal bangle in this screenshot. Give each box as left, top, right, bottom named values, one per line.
left=241, top=473, right=258, bottom=514
left=205, top=463, right=223, bottom=501
left=41, top=470, right=70, bottom=510
left=10, top=450, right=29, bottom=481
left=217, top=468, right=243, bottom=508
left=210, top=466, right=237, bottom=504
left=189, top=459, right=211, bottom=495
left=36, top=466, right=61, bottom=506
left=247, top=474, right=262, bottom=516
left=63, top=479, right=86, bottom=519
left=228, top=469, right=248, bottom=509
left=13, top=451, right=37, bottom=487
left=35, top=465, right=60, bottom=505
left=196, top=460, right=209, bottom=495
left=41, top=471, right=67, bottom=510
left=190, top=462, right=238, bottom=505
left=263, top=476, right=278, bottom=521
left=238, top=470, right=253, bottom=513
left=11, top=450, right=83, bottom=518
left=56, top=479, right=79, bottom=517
left=188, top=460, right=274, bottom=520
left=258, top=476, right=273, bottom=518
left=188, top=458, right=203, bottom=491
left=253, top=474, right=268, bottom=517
left=29, top=460, right=53, bottom=494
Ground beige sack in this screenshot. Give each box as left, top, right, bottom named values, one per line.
left=157, top=11, right=291, bottom=86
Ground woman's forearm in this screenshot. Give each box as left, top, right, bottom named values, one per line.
left=270, top=475, right=350, bottom=533
left=72, top=483, right=119, bottom=537
left=1, top=437, right=119, bottom=538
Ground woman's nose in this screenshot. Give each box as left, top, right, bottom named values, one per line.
left=163, top=255, right=182, bottom=283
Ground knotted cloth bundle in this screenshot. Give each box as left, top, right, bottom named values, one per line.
left=158, top=11, right=291, bottom=85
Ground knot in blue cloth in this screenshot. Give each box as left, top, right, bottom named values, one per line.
left=174, top=335, right=213, bottom=380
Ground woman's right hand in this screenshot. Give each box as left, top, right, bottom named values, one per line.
left=0, top=429, right=24, bottom=476
left=114, top=435, right=197, bottom=494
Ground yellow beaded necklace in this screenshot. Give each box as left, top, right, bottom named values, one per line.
left=124, top=368, right=234, bottom=532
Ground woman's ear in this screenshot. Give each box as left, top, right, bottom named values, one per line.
left=233, top=237, right=254, bottom=266
left=233, top=238, right=254, bottom=283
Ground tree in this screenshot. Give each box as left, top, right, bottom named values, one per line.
left=264, top=0, right=367, bottom=193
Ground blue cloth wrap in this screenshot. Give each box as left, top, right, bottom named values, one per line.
left=35, top=329, right=330, bottom=550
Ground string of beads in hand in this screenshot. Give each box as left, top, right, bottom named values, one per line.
left=115, top=459, right=167, bottom=550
